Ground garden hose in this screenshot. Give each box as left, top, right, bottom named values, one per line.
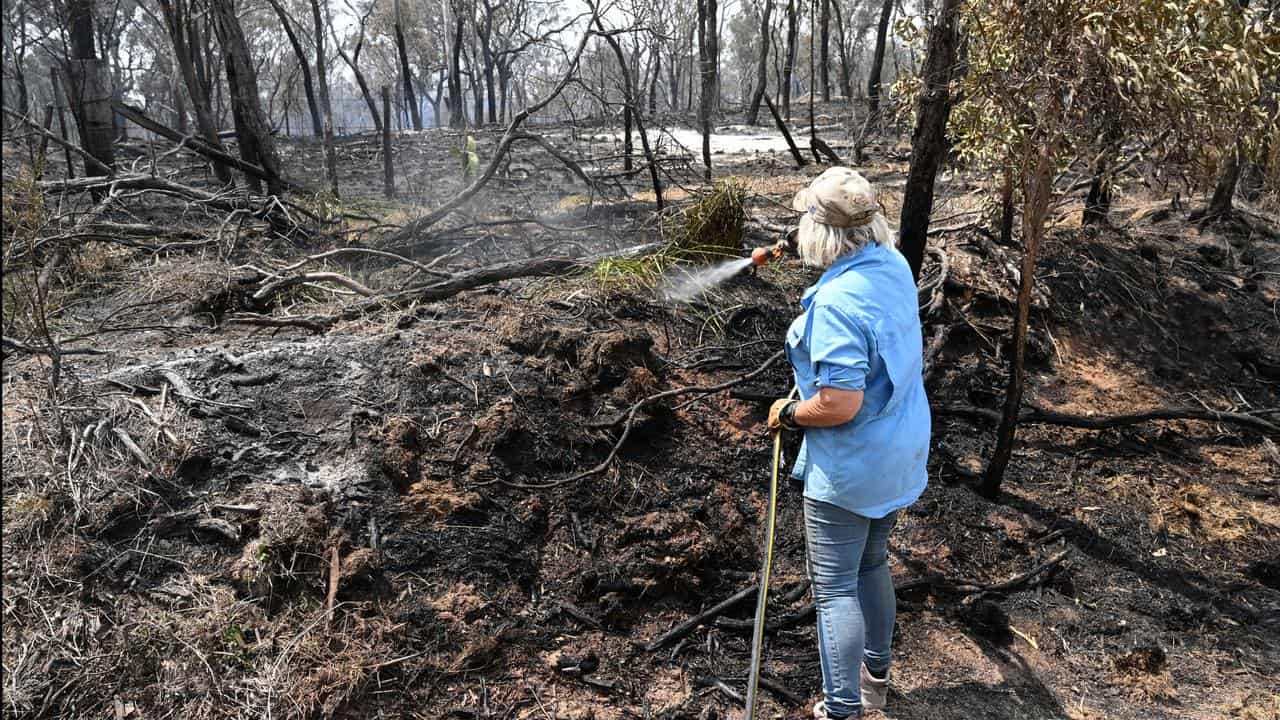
left=743, top=387, right=797, bottom=720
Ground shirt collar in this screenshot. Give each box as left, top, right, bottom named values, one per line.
left=800, top=244, right=880, bottom=310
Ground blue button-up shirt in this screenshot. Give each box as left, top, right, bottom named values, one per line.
left=785, top=242, right=931, bottom=518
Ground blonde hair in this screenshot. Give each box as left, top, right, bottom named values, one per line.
left=797, top=212, right=896, bottom=268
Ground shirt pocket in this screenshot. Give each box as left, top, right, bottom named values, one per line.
left=868, top=321, right=922, bottom=418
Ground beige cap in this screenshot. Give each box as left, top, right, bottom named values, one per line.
left=791, top=167, right=879, bottom=228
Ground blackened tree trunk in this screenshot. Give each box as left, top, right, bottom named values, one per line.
left=266, top=0, right=322, bottom=137
left=782, top=0, right=798, bottom=120
left=745, top=0, right=774, bottom=125
left=896, top=0, right=960, bottom=281
left=309, top=0, right=339, bottom=195
left=157, top=0, right=231, bottom=184
left=832, top=0, right=852, bottom=100
left=478, top=0, right=498, bottom=123
left=211, top=0, right=284, bottom=195
left=649, top=47, right=660, bottom=115
left=51, top=69, right=76, bottom=178
left=980, top=149, right=1053, bottom=498
left=394, top=0, right=422, bottom=130
left=467, top=38, right=483, bottom=127
left=449, top=14, right=466, bottom=128
left=1083, top=104, right=1121, bottom=225
left=498, top=61, right=511, bottom=123
left=382, top=86, right=395, bottom=197
left=623, top=104, right=634, bottom=171
left=1082, top=165, right=1112, bottom=225
left=1206, top=144, right=1242, bottom=219
left=697, top=0, right=716, bottom=180
left=866, top=0, right=894, bottom=120
left=998, top=166, right=1015, bottom=246
left=65, top=0, right=115, bottom=176
left=172, top=72, right=187, bottom=134
left=819, top=0, right=831, bottom=101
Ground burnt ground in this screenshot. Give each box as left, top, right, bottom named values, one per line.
left=2, top=111, right=1279, bottom=720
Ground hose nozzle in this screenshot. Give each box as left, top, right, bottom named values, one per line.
left=750, top=240, right=789, bottom=266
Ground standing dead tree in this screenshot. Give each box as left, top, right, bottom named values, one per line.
left=745, top=0, right=774, bottom=125
left=393, top=0, right=423, bottom=130
left=211, top=0, right=285, bottom=196
left=63, top=0, right=115, bottom=176
left=897, top=0, right=962, bottom=282
left=309, top=0, right=339, bottom=195
left=385, top=23, right=597, bottom=245
left=266, top=0, right=323, bottom=137
left=332, top=0, right=382, bottom=134
left=156, top=0, right=233, bottom=185
left=591, top=9, right=664, bottom=211
left=696, top=0, right=718, bottom=180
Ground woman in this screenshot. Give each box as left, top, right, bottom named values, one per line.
left=767, top=167, right=931, bottom=719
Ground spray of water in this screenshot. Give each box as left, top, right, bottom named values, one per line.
left=661, top=256, right=755, bottom=302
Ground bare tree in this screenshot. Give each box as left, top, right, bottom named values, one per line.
left=333, top=0, right=382, bottom=134
left=865, top=0, right=893, bottom=121
left=309, top=0, right=339, bottom=194
left=745, top=0, right=773, bottom=125
left=266, top=0, right=323, bottom=137
left=156, top=0, right=232, bottom=184
left=211, top=0, right=285, bottom=195
left=697, top=0, right=718, bottom=180
left=393, top=0, right=422, bottom=129
left=819, top=0, right=830, bottom=101
left=782, top=0, right=799, bottom=119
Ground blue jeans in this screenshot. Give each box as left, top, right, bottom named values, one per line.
left=804, top=498, right=897, bottom=719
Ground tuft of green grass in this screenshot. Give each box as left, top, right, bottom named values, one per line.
left=586, top=182, right=750, bottom=293
left=663, top=181, right=747, bottom=263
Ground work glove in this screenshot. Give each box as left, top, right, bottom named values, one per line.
left=767, top=399, right=800, bottom=432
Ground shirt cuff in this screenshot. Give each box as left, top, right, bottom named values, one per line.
left=816, top=361, right=868, bottom=391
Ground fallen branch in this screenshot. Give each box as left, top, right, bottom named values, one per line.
left=644, top=584, right=758, bottom=651
left=112, top=102, right=306, bottom=192
left=3, top=335, right=107, bottom=356
left=331, top=241, right=663, bottom=326
left=326, top=546, right=341, bottom=627
left=253, top=271, right=377, bottom=302
left=696, top=677, right=745, bottom=705
left=922, top=323, right=953, bottom=382
left=113, top=427, right=154, bottom=468
left=936, top=402, right=1278, bottom=435
left=38, top=174, right=307, bottom=237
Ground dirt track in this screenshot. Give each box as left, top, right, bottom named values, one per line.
left=3, top=119, right=1279, bottom=720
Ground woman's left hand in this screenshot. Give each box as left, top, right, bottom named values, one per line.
left=768, top=399, right=798, bottom=432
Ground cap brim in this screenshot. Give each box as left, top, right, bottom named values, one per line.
left=791, top=187, right=811, bottom=214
